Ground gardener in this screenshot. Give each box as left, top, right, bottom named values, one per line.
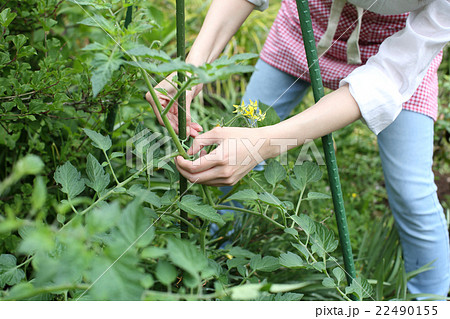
left=146, top=0, right=450, bottom=297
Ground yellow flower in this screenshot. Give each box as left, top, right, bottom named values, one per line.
left=232, top=99, right=266, bottom=122
left=352, top=193, right=357, bottom=198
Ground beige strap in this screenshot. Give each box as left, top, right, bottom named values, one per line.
left=316, top=0, right=364, bottom=65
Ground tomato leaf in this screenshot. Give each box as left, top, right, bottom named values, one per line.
left=85, top=153, right=110, bottom=194
left=0, top=254, right=25, bottom=288
left=54, top=161, right=85, bottom=200
left=264, top=160, right=286, bottom=187
left=178, top=195, right=224, bottom=225
left=83, top=128, right=112, bottom=152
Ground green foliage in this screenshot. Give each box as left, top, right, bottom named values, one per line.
left=1, top=0, right=446, bottom=302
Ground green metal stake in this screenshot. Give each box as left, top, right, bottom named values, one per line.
left=176, top=0, right=188, bottom=238
left=294, top=0, right=357, bottom=298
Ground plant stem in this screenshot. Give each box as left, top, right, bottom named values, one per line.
left=1, top=284, right=90, bottom=301
left=103, top=149, right=120, bottom=185
left=290, top=186, right=306, bottom=228
left=162, top=77, right=194, bottom=117
left=214, top=205, right=284, bottom=229
left=141, top=68, right=188, bottom=159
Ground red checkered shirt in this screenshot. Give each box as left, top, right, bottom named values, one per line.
left=259, top=0, right=447, bottom=134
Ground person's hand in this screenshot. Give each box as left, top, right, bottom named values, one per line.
left=175, top=126, right=274, bottom=186
left=145, top=74, right=203, bottom=138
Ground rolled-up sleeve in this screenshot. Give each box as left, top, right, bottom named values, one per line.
left=246, top=0, right=269, bottom=11
left=340, top=0, right=450, bottom=135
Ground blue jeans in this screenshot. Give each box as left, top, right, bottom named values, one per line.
left=242, top=59, right=450, bottom=296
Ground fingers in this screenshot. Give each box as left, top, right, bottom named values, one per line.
left=188, top=128, right=223, bottom=155
left=175, top=157, right=237, bottom=186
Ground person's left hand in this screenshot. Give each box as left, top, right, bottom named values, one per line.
left=175, top=126, right=273, bottom=186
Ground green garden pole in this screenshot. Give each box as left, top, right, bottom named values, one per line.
left=294, top=0, right=357, bottom=297
left=176, top=0, right=188, bottom=238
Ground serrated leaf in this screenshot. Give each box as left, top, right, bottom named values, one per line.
left=311, top=262, right=325, bottom=272
left=264, top=160, right=286, bottom=187
left=227, top=189, right=258, bottom=202
left=258, top=102, right=281, bottom=127
left=82, top=42, right=106, bottom=51
left=290, top=161, right=322, bottom=190
left=90, top=52, right=123, bottom=97
left=0, top=254, right=25, bottom=288
left=250, top=255, right=280, bottom=272
left=54, top=161, right=85, bottom=199
left=226, top=257, right=248, bottom=269
left=279, top=252, right=305, bottom=269
left=227, top=246, right=256, bottom=259
left=83, top=128, right=112, bottom=152
left=305, top=192, right=331, bottom=200
left=177, top=195, right=224, bottom=225
left=85, top=153, right=110, bottom=194
left=155, top=261, right=177, bottom=286
left=258, top=192, right=284, bottom=209
left=126, top=46, right=171, bottom=61
left=118, top=201, right=155, bottom=248
left=345, top=277, right=374, bottom=300
left=78, top=14, right=115, bottom=33
left=322, top=277, right=336, bottom=288
left=273, top=292, right=304, bottom=301
left=291, top=214, right=316, bottom=235
left=127, top=184, right=161, bottom=208
left=167, top=238, right=208, bottom=282
left=291, top=243, right=311, bottom=260
left=311, top=223, right=339, bottom=256
left=284, top=228, right=298, bottom=237
left=333, top=267, right=345, bottom=284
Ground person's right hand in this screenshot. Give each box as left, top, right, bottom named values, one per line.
left=145, top=74, right=204, bottom=138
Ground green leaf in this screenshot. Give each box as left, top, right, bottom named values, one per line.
left=167, top=238, right=208, bottom=281
left=291, top=214, right=316, bottom=235
left=31, top=176, right=47, bottom=211
left=78, top=14, right=115, bottom=33
left=284, top=228, right=298, bottom=237
left=82, top=42, right=106, bottom=51
left=279, top=252, right=305, bottom=269
left=250, top=255, right=280, bottom=272
left=227, top=189, right=258, bottom=202
left=83, top=128, right=112, bottom=152
left=155, top=261, right=177, bottom=286
left=85, top=201, right=121, bottom=234
left=226, top=257, right=248, bottom=269
left=13, top=154, right=44, bottom=177
left=258, top=192, right=285, bottom=209
left=345, top=277, right=374, bottom=300
left=333, top=267, right=345, bottom=284
left=127, top=184, right=161, bottom=208
left=227, top=246, right=256, bottom=259
left=273, top=292, right=304, bottom=301
left=322, top=277, right=336, bottom=288
left=305, top=192, right=331, bottom=200
left=311, top=224, right=339, bottom=257
left=230, top=284, right=263, bottom=300
left=0, top=8, right=17, bottom=28
left=290, top=161, right=322, bottom=190
left=141, top=247, right=166, bottom=259
left=126, top=46, right=171, bottom=61
left=0, top=254, right=25, bottom=288
left=90, top=52, right=123, bottom=97
left=264, top=160, right=286, bottom=187
left=291, top=243, right=311, bottom=260
left=54, top=161, right=85, bottom=199
left=257, top=102, right=281, bottom=127
left=118, top=201, right=155, bottom=248
left=85, top=153, right=110, bottom=194
left=177, top=195, right=224, bottom=225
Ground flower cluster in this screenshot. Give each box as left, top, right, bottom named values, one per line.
left=233, top=100, right=266, bottom=122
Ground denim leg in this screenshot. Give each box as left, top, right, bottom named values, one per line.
left=242, top=59, right=310, bottom=121
left=378, top=110, right=450, bottom=296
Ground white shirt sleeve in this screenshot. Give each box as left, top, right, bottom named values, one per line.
left=340, top=0, right=450, bottom=135
left=246, top=0, right=269, bottom=11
